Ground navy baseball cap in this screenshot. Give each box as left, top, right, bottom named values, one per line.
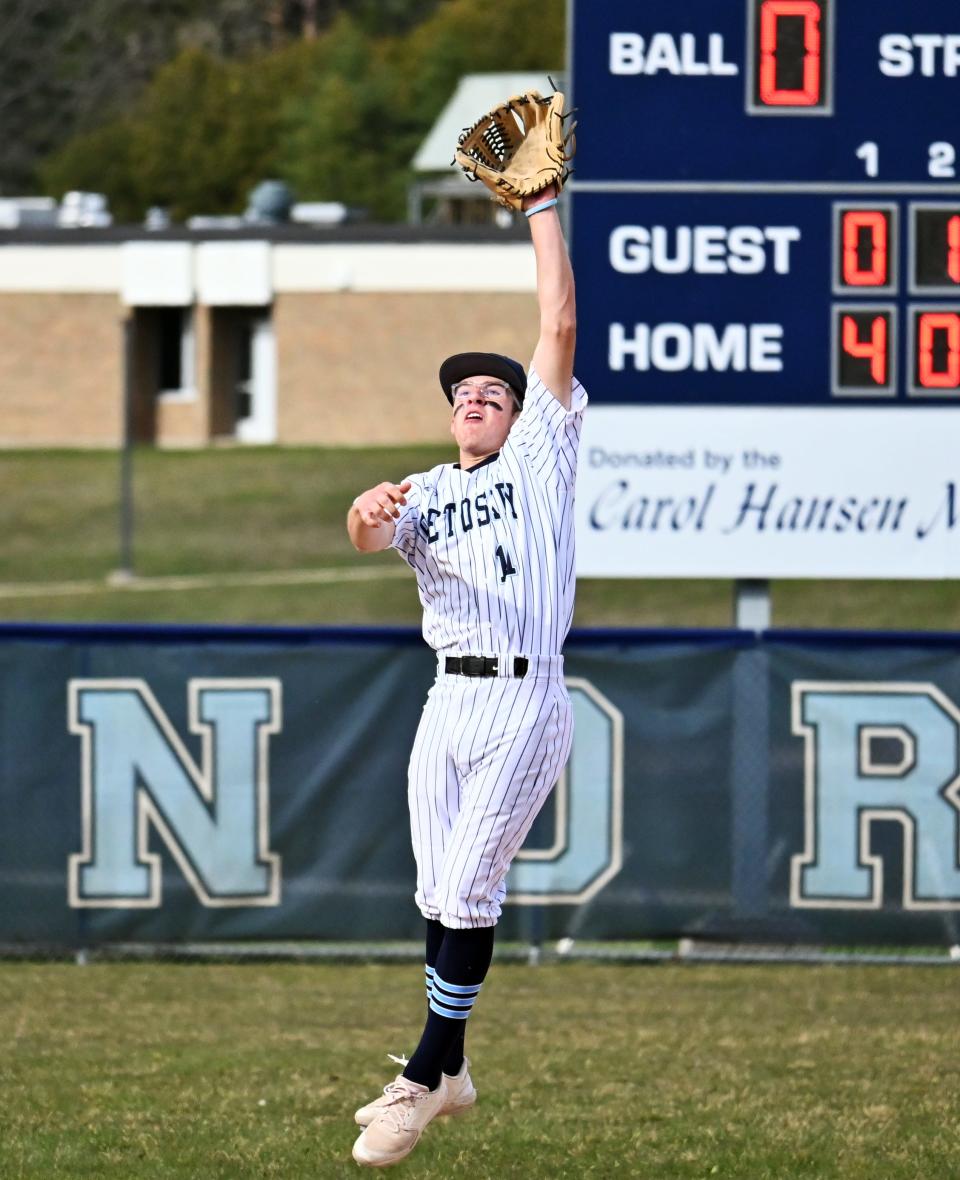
left=439, top=352, right=527, bottom=405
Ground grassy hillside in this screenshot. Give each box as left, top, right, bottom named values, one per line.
left=1, top=448, right=956, bottom=631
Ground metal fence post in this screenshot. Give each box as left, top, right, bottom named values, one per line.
left=112, top=316, right=135, bottom=582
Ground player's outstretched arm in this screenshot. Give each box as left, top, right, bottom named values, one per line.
left=525, top=182, right=576, bottom=410
left=347, top=480, right=412, bottom=552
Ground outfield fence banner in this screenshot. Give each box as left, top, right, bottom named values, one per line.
left=1, top=622, right=959, bottom=948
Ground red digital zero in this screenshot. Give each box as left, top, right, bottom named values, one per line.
left=841, top=210, right=889, bottom=287
left=757, top=0, right=824, bottom=107
left=916, top=311, right=960, bottom=389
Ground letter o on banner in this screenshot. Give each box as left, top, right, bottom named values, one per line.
left=506, top=678, right=624, bottom=905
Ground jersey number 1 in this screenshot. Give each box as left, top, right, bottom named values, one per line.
left=495, top=544, right=517, bottom=583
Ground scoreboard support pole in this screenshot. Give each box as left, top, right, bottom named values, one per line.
left=733, top=579, right=771, bottom=632
left=732, top=577, right=772, bottom=923
left=730, top=640, right=771, bottom=922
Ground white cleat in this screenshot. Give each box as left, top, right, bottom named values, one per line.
left=437, top=1056, right=478, bottom=1118
left=351, top=1074, right=448, bottom=1168
left=354, top=1056, right=476, bottom=1127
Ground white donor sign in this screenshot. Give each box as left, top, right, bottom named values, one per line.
left=575, top=408, right=959, bottom=579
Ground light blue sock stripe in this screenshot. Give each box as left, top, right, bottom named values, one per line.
left=432, top=985, right=481, bottom=1004
left=430, top=991, right=474, bottom=1008
left=432, top=973, right=483, bottom=997
left=429, top=997, right=472, bottom=1020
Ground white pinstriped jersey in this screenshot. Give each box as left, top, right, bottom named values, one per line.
left=391, top=368, right=587, bottom=657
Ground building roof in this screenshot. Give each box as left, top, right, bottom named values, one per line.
left=411, top=73, right=562, bottom=174
left=0, top=222, right=528, bottom=246
left=0, top=233, right=538, bottom=297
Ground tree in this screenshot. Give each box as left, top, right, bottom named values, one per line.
left=0, top=0, right=275, bottom=194
left=277, top=18, right=407, bottom=220
left=267, top=0, right=440, bottom=40
left=397, top=0, right=566, bottom=128
left=36, top=0, right=565, bottom=222
left=41, top=44, right=314, bottom=222
left=279, top=0, right=565, bottom=221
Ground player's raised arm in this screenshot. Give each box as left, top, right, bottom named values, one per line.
left=347, top=479, right=412, bottom=552
left=454, top=89, right=577, bottom=408
left=525, top=181, right=576, bottom=410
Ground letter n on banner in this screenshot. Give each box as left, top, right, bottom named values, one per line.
left=68, top=679, right=282, bottom=908
left=790, top=681, right=960, bottom=909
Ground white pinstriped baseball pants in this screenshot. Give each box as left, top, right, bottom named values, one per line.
left=407, top=657, right=573, bottom=929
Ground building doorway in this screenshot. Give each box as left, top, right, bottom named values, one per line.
left=235, top=314, right=277, bottom=444
left=210, top=309, right=277, bottom=443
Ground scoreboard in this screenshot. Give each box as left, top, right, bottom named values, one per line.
left=569, top=0, right=960, bottom=579
left=570, top=0, right=960, bottom=406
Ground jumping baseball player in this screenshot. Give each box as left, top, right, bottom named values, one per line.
left=346, top=91, right=581, bottom=1169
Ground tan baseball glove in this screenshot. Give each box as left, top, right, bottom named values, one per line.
left=454, top=90, right=575, bottom=211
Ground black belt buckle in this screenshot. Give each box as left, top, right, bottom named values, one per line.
left=463, top=655, right=494, bottom=676
left=445, top=655, right=528, bottom=678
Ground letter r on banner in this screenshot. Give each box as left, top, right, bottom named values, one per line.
left=68, top=679, right=282, bottom=908
left=791, top=682, right=960, bottom=909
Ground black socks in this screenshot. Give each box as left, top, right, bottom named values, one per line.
left=404, top=922, right=495, bottom=1091
left=422, top=919, right=464, bottom=1076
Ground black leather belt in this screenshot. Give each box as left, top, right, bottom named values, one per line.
left=445, top=656, right=529, bottom=678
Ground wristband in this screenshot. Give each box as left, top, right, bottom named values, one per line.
left=524, top=197, right=558, bottom=218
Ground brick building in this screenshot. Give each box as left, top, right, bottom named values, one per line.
left=0, top=224, right=537, bottom=448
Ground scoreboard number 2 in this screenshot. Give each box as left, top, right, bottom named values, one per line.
left=928, top=143, right=956, bottom=180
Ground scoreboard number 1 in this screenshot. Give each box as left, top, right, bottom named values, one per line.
left=855, top=142, right=878, bottom=178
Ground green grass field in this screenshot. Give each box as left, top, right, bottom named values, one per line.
left=1, top=448, right=957, bottom=630
left=2, top=960, right=958, bottom=1179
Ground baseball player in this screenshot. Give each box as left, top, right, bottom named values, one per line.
left=345, top=104, right=583, bottom=1170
